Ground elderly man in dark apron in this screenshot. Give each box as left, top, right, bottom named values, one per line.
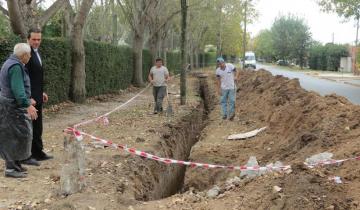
left=0, top=43, right=38, bottom=178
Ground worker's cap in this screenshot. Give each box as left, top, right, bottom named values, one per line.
left=216, top=57, right=225, bottom=63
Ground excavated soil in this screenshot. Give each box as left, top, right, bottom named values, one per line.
left=136, top=69, right=360, bottom=210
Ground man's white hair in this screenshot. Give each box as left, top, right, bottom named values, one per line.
left=13, top=43, right=31, bottom=57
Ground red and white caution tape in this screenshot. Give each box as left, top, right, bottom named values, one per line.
left=73, top=84, right=151, bottom=128
left=65, top=127, right=360, bottom=172
left=304, top=156, right=360, bottom=168
left=64, top=127, right=291, bottom=172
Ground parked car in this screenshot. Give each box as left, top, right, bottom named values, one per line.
left=257, top=58, right=265, bottom=63
left=276, top=60, right=288, bottom=66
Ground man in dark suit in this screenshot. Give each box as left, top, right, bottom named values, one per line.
left=22, top=28, right=53, bottom=166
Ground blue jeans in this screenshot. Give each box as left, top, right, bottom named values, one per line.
left=221, top=89, right=235, bottom=117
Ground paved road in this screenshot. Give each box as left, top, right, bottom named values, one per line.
left=257, top=64, right=360, bottom=105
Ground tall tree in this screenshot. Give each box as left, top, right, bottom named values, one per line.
left=0, top=1, right=9, bottom=36
left=2, top=0, right=66, bottom=39
left=186, top=1, right=211, bottom=68
left=271, top=15, right=311, bottom=68
left=317, top=0, right=360, bottom=45
left=66, top=0, right=95, bottom=103
left=253, top=29, right=275, bottom=62
left=200, top=0, right=257, bottom=58
left=117, top=0, right=158, bottom=87
left=318, top=0, right=360, bottom=74
left=147, top=0, right=181, bottom=63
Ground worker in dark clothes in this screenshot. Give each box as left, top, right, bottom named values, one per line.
left=0, top=43, right=38, bottom=178
left=22, top=28, right=53, bottom=166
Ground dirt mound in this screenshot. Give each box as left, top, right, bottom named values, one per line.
left=175, top=69, right=360, bottom=210
left=237, top=69, right=360, bottom=162
left=234, top=69, right=360, bottom=209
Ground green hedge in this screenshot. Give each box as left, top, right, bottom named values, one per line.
left=0, top=37, right=72, bottom=104
left=205, top=52, right=217, bottom=66
left=0, top=37, right=213, bottom=105
left=308, top=43, right=349, bottom=71
left=166, top=52, right=181, bottom=75
left=142, top=49, right=152, bottom=82
left=85, top=41, right=134, bottom=97
left=0, top=36, right=20, bottom=64
left=41, top=38, right=71, bottom=104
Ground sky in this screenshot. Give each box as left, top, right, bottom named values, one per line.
left=248, top=0, right=357, bottom=45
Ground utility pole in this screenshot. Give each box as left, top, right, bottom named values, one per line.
left=243, top=0, right=247, bottom=63
left=180, top=0, right=187, bottom=105
left=356, top=16, right=359, bottom=46
left=332, top=32, right=334, bottom=44
left=354, top=16, right=359, bottom=75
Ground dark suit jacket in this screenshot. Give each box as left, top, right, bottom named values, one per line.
left=25, top=48, right=44, bottom=104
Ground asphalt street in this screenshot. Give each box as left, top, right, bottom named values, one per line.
left=257, top=64, right=360, bottom=105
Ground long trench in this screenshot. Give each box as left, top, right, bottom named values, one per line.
left=128, top=74, right=215, bottom=201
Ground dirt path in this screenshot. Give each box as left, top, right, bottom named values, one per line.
left=0, top=86, right=148, bottom=208
left=0, top=73, right=202, bottom=210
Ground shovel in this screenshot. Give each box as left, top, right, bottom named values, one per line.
left=166, top=87, right=173, bottom=117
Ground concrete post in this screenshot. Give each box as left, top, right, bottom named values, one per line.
left=60, top=133, right=86, bottom=195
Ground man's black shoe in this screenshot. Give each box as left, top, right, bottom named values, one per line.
left=5, top=169, right=27, bottom=178
left=35, top=154, right=54, bottom=161
left=15, top=161, right=28, bottom=173
left=229, top=114, right=235, bottom=121
left=21, top=158, right=40, bottom=166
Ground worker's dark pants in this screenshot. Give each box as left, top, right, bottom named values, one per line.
left=31, top=104, right=45, bottom=158
left=153, top=86, right=166, bottom=112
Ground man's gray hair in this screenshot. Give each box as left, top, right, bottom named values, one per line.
left=13, top=43, right=31, bottom=57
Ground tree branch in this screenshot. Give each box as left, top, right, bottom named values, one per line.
left=117, top=0, right=136, bottom=33
left=148, top=9, right=181, bottom=41
left=0, top=4, right=8, bottom=17
left=63, top=0, right=75, bottom=36
left=65, top=0, right=75, bottom=14
left=7, top=0, right=27, bottom=38
left=74, top=0, right=94, bottom=27
left=38, top=0, right=66, bottom=27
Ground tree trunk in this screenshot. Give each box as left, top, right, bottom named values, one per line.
left=70, top=24, right=87, bottom=102
left=157, top=38, right=162, bottom=58
left=195, top=49, right=199, bottom=69
left=149, top=33, right=158, bottom=63
left=202, top=53, right=205, bottom=67
left=69, top=0, right=95, bottom=103
left=356, top=16, right=359, bottom=46
left=63, top=2, right=74, bottom=38
left=7, top=0, right=66, bottom=39
left=216, top=5, right=223, bottom=57
left=111, top=0, right=118, bottom=44
left=171, top=29, right=175, bottom=50
left=216, top=30, right=222, bottom=57
left=133, top=34, right=145, bottom=87
left=163, top=50, right=167, bottom=67
left=190, top=46, right=194, bottom=70
left=180, top=0, right=187, bottom=105
left=243, top=0, right=248, bottom=62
